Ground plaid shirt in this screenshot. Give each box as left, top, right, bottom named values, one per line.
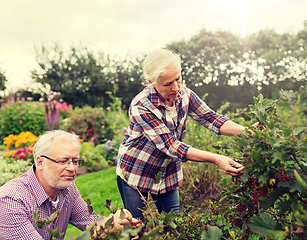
left=0, top=165, right=102, bottom=240
left=116, top=85, right=229, bottom=194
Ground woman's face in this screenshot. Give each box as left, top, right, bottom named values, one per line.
left=153, top=63, right=182, bottom=106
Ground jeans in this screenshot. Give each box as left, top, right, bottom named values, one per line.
left=117, top=176, right=180, bottom=222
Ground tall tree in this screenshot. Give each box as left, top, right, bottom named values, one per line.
left=31, top=44, right=144, bottom=109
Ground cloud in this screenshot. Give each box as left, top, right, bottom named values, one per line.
left=0, top=0, right=306, bottom=90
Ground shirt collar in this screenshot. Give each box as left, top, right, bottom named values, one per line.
left=28, top=165, right=70, bottom=207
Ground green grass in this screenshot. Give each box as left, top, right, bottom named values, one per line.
left=64, top=166, right=123, bottom=239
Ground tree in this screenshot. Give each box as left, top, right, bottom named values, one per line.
left=166, top=23, right=307, bottom=111
left=0, top=68, right=7, bottom=91
left=31, top=44, right=144, bottom=109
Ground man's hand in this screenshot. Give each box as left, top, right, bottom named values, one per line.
left=102, top=209, right=132, bottom=232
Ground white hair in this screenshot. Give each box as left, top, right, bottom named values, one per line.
left=143, top=49, right=181, bottom=85
left=33, top=130, right=81, bottom=166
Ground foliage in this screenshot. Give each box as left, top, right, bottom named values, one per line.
left=80, top=142, right=109, bottom=172
left=0, top=152, right=32, bottom=186
left=63, top=106, right=111, bottom=145
left=41, top=90, right=73, bottom=130
left=219, top=87, right=307, bottom=239
left=65, top=167, right=124, bottom=239
left=99, top=140, right=120, bottom=166
left=0, top=98, right=47, bottom=142
left=33, top=210, right=65, bottom=239
left=181, top=96, right=250, bottom=203
left=31, top=44, right=144, bottom=110
left=0, top=67, right=7, bottom=91
left=167, top=23, right=307, bottom=111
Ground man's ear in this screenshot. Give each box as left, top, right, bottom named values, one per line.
left=36, top=156, right=44, bottom=170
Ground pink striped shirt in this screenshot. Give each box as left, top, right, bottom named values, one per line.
left=0, top=165, right=102, bottom=240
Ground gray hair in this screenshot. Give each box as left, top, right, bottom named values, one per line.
left=33, top=130, right=81, bottom=166
left=143, top=49, right=181, bottom=85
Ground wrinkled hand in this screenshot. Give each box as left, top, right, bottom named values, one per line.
left=130, top=218, right=143, bottom=228
left=216, top=155, right=244, bottom=176
left=93, top=209, right=132, bottom=236
left=102, top=209, right=132, bottom=232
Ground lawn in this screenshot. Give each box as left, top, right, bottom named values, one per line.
left=64, top=166, right=123, bottom=239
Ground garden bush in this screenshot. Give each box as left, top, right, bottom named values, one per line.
left=218, top=87, right=307, bottom=239
left=80, top=142, right=109, bottom=172
left=63, top=106, right=111, bottom=145
left=0, top=98, right=47, bottom=142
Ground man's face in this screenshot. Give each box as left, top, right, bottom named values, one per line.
left=153, top=63, right=182, bottom=105
left=42, top=140, right=80, bottom=190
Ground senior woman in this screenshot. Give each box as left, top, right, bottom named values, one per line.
left=116, top=48, right=249, bottom=222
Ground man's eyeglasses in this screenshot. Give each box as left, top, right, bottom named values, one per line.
left=41, top=155, right=84, bottom=167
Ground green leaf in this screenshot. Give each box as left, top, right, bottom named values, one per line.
left=86, top=199, right=94, bottom=215
left=48, top=227, right=64, bottom=238
left=293, top=127, right=306, bottom=136
left=201, top=225, right=222, bottom=240
left=155, top=172, right=162, bottom=184
left=294, top=170, right=307, bottom=190
left=109, top=200, right=118, bottom=214
left=259, top=175, right=268, bottom=183
left=247, top=213, right=285, bottom=239
left=261, top=189, right=283, bottom=210
left=120, top=208, right=125, bottom=220
left=104, top=217, right=112, bottom=229
left=276, top=199, right=293, bottom=214
left=169, top=221, right=177, bottom=229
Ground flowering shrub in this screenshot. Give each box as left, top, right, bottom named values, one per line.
left=41, top=91, right=73, bottom=130
left=3, top=131, right=38, bottom=150
left=0, top=98, right=47, bottom=142
left=0, top=144, right=34, bottom=186
left=0, top=157, right=31, bottom=186
left=99, top=139, right=120, bottom=165
left=219, top=88, right=307, bottom=239
left=4, top=145, right=34, bottom=162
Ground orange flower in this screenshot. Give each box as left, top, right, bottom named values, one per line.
left=101, top=125, right=105, bottom=129
left=113, top=125, right=116, bottom=128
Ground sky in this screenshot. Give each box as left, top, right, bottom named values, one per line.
left=0, top=0, right=307, bottom=91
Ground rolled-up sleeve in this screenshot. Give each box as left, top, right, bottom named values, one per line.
left=187, top=90, right=229, bottom=134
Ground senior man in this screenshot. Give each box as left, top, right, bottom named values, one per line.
left=0, top=130, right=139, bottom=239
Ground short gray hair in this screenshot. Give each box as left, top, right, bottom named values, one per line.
left=143, top=49, right=181, bottom=85
left=33, top=130, right=81, bottom=165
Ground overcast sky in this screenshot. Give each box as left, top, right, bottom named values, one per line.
left=1, top=0, right=306, bottom=91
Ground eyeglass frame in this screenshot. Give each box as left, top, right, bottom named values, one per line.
left=40, top=155, right=84, bottom=167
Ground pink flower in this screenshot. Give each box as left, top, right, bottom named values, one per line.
left=12, top=155, right=16, bottom=159
left=16, top=106, right=20, bottom=110
left=19, top=120, right=23, bottom=124
left=18, top=153, right=26, bottom=159
left=21, top=111, right=25, bottom=114
left=16, top=149, right=22, bottom=154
